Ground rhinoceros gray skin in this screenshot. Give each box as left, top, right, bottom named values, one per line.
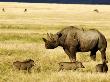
left=43, top=26, right=107, bottom=63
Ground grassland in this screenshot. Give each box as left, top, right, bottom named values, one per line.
left=0, top=2, right=110, bottom=82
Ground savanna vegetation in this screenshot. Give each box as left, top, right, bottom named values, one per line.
left=0, top=2, right=110, bottom=82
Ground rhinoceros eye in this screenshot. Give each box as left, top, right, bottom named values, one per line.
left=53, top=41, right=56, bottom=43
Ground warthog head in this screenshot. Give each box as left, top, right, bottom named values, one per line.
left=43, top=33, right=62, bottom=49
left=25, top=59, right=35, bottom=67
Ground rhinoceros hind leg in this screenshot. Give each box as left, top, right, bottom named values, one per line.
left=100, top=49, right=107, bottom=63
left=90, top=50, right=98, bottom=61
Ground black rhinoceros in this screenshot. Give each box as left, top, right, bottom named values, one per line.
left=43, top=26, right=107, bottom=63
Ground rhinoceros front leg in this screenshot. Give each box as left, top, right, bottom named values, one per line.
left=64, top=48, right=73, bottom=62
left=69, top=47, right=76, bottom=62
left=64, top=48, right=76, bottom=62
left=70, top=47, right=76, bottom=62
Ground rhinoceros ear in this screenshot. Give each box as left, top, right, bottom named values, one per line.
left=73, top=33, right=77, bottom=39
left=42, top=38, right=47, bottom=42
left=57, top=33, right=62, bottom=38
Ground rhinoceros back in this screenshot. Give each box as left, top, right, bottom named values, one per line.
left=58, top=26, right=107, bottom=52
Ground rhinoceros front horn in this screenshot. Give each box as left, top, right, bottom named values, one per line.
left=42, top=38, right=47, bottom=42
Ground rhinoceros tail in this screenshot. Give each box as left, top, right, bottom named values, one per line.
left=98, top=31, right=107, bottom=51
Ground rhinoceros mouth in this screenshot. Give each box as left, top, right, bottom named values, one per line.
left=45, top=45, right=56, bottom=49
left=46, top=47, right=55, bottom=49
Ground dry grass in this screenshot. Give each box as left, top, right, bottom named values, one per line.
left=0, top=2, right=110, bottom=82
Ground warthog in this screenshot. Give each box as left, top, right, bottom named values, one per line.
left=96, top=61, right=108, bottom=73
left=43, top=26, right=107, bottom=63
left=58, top=61, right=85, bottom=71
left=13, top=59, right=34, bottom=72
